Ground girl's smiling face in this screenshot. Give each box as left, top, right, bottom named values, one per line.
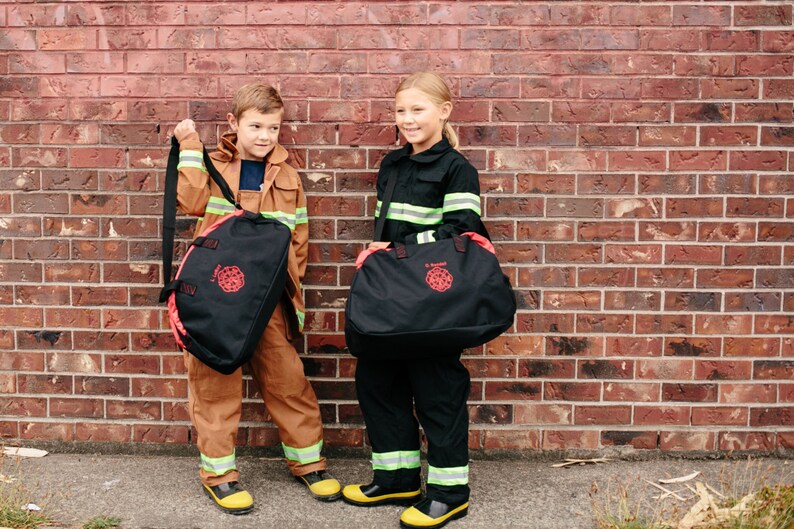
left=395, top=87, right=452, bottom=155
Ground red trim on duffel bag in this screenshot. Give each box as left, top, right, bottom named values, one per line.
left=355, top=246, right=391, bottom=269
left=461, top=232, right=496, bottom=254
left=167, top=292, right=187, bottom=349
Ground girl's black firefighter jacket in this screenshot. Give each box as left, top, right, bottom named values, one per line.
left=376, top=137, right=488, bottom=245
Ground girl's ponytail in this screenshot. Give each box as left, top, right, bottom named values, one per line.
left=443, top=121, right=459, bottom=150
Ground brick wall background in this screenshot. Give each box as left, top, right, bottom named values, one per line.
left=1, top=2, right=792, bottom=454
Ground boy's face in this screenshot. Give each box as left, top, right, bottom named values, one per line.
left=227, top=108, right=283, bottom=161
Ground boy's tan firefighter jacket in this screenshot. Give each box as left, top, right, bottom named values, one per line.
left=175, top=131, right=308, bottom=337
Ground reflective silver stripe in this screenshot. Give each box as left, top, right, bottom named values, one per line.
left=371, top=450, right=421, bottom=471
left=427, top=464, right=469, bottom=486
left=205, top=196, right=236, bottom=216
left=200, top=451, right=236, bottom=476
left=375, top=200, right=443, bottom=226
left=295, top=207, right=308, bottom=225
left=282, top=440, right=322, bottom=464
left=442, top=192, right=481, bottom=215
left=177, top=150, right=207, bottom=173
left=416, top=230, right=436, bottom=244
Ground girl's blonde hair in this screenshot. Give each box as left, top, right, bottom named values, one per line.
left=395, top=72, right=458, bottom=149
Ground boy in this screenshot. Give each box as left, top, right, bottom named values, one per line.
left=172, top=83, right=340, bottom=514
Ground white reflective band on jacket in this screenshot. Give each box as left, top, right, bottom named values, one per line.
left=427, top=464, right=469, bottom=486
left=200, top=451, right=236, bottom=476
left=371, top=450, right=421, bottom=471
left=282, top=440, right=322, bottom=464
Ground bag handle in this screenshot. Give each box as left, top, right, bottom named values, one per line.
left=160, top=136, right=241, bottom=301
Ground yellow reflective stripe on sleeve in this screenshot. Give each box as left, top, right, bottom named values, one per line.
left=282, top=440, right=322, bottom=464
left=442, top=192, right=481, bottom=216
left=177, top=150, right=207, bottom=173
left=200, top=451, right=236, bottom=476
left=427, top=464, right=469, bottom=486
left=204, top=195, right=236, bottom=216
left=295, top=207, right=308, bottom=225
left=296, top=309, right=305, bottom=331
left=260, top=210, right=296, bottom=230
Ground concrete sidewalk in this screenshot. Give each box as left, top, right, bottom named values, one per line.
left=12, top=449, right=792, bottom=529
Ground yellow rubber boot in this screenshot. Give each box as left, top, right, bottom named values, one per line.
left=295, top=470, right=342, bottom=502
left=202, top=481, right=254, bottom=515
left=400, top=498, right=468, bottom=529
left=342, top=482, right=422, bottom=507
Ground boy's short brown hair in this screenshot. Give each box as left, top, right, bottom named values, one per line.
left=230, top=83, right=283, bottom=120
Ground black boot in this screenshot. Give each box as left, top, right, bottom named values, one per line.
left=342, top=481, right=422, bottom=507
left=400, top=497, right=468, bottom=528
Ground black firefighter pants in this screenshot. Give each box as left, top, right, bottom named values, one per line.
left=355, top=355, right=471, bottom=505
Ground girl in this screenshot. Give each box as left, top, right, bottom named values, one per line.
left=341, top=72, right=488, bottom=529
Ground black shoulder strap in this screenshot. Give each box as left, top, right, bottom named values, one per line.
left=373, top=167, right=398, bottom=242
left=160, top=136, right=240, bottom=302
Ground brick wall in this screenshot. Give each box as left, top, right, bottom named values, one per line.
left=1, top=2, right=792, bottom=454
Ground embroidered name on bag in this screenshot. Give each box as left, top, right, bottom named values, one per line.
left=211, top=264, right=246, bottom=293
left=425, top=265, right=453, bottom=293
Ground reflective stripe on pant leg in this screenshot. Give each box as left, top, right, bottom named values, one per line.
left=371, top=450, right=421, bottom=472
left=282, top=440, right=323, bottom=465
left=427, top=464, right=469, bottom=487
left=201, top=451, right=236, bottom=476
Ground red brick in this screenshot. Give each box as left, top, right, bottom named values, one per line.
left=705, top=30, right=759, bottom=52
left=542, top=430, right=599, bottom=450
left=602, top=430, right=659, bottom=450
left=50, top=398, right=103, bottom=418
left=544, top=382, right=601, bottom=401
left=735, top=102, right=794, bottom=123
left=724, top=338, right=780, bottom=358
left=721, top=383, right=777, bottom=404
left=605, top=245, right=662, bottom=265
left=639, top=221, right=697, bottom=241
left=609, top=151, right=666, bottom=171
left=736, top=5, right=792, bottom=26
left=579, top=174, right=636, bottom=195
left=696, top=267, right=754, bottom=287
left=673, top=6, right=730, bottom=26
left=575, top=405, right=631, bottom=425
left=481, top=430, right=540, bottom=450
left=604, top=382, right=660, bottom=402
left=765, top=80, right=794, bottom=100
left=763, top=31, right=794, bottom=52
left=639, top=126, right=697, bottom=146
left=578, top=267, right=634, bottom=287
left=696, top=315, right=754, bottom=335
left=640, top=30, right=700, bottom=51
left=604, top=292, right=661, bottom=312
left=550, top=5, right=608, bottom=26
left=20, top=422, right=74, bottom=442
left=719, top=432, right=775, bottom=451
left=637, top=359, right=693, bottom=381
left=76, top=423, right=132, bottom=443
left=660, top=431, right=716, bottom=450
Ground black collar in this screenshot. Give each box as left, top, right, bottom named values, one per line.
left=392, top=137, right=454, bottom=164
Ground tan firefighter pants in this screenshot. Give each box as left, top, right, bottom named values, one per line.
left=185, top=301, right=326, bottom=487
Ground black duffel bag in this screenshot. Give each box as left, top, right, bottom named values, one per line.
left=160, top=137, right=291, bottom=374
left=345, top=170, right=516, bottom=359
